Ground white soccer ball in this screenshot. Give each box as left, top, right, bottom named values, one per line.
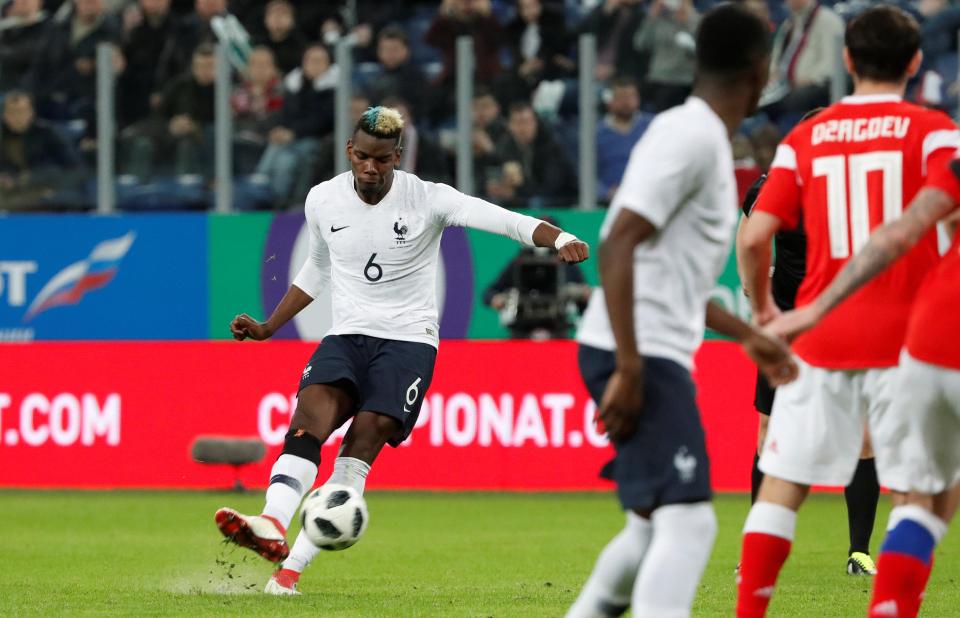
left=300, top=484, right=369, bottom=550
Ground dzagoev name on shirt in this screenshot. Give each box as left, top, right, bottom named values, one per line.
left=811, top=116, right=911, bottom=145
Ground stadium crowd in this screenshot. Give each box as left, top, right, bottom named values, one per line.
left=0, top=0, right=958, bottom=211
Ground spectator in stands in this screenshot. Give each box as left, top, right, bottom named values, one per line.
left=749, top=122, right=781, bottom=173
left=124, top=42, right=216, bottom=179
left=311, top=92, right=370, bottom=188
left=232, top=46, right=283, bottom=173
left=579, top=0, right=647, bottom=84
left=634, top=0, right=699, bottom=112
left=256, top=43, right=336, bottom=207
left=158, top=0, right=229, bottom=86
left=425, top=0, right=503, bottom=121
left=254, top=0, right=305, bottom=76
left=119, top=0, right=179, bottom=127
left=485, top=101, right=575, bottom=209
left=26, top=0, right=121, bottom=120
left=595, top=76, right=652, bottom=203
left=382, top=96, right=451, bottom=184
left=470, top=87, right=507, bottom=189
left=498, top=0, right=575, bottom=106
left=364, top=25, right=428, bottom=122
left=763, top=0, right=843, bottom=123
left=0, top=91, right=82, bottom=211
left=0, top=0, right=50, bottom=93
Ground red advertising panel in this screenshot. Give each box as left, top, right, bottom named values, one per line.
left=0, top=341, right=755, bottom=491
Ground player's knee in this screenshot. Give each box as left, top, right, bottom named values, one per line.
left=281, top=427, right=322, bottom=465
left=653, top=502, right=717, bottom=545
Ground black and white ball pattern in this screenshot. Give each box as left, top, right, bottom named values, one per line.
left=300, top=484, right=369, bottom=550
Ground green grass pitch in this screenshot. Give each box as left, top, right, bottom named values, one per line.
left=1, top=491, right=957, bottom=616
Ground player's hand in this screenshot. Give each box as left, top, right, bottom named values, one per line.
left=558, top=240, right=590, bottom=264
left=752, top=297, right=781, bottom=326
left=742, top=328, right=798, bottom=387
left=766, top=305, right=821, bottom=343
left=230, top=313, right=274, bottom=341
left=598, top=361, right=644, bottom=442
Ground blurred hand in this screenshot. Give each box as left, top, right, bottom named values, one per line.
left=519, top=58, right=542, bottom=79
left=472, top=129, right=494, bottom=154
left=169, top=115, right=197, bottom=136
left=752, top=296, right=781, bottom=326
left=321, top=18, right=341, bottom=35
left=490, top=293, right=508, bottom=310
left=269, top=126, right=295, bottom=145
left=230, top=313, right=274, bottom=341
left=558, top=240, right=590, bottom=264
left=75, top=57, right=94, bottom=75
left=742, top=328, right=799, bottom=386
left=594, top=63, right=614, bottom=82
left=766, top=305, right=822, bottom=343
left=112, top=48, right=127, bottom=75
left=352, top=23, right=372, bottom=47
left=502, top=161, right=523, bottom=187
left=598, top=360, right=644, bottom=441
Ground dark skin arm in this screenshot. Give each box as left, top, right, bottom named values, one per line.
left=705, top=301, right=798, bottom=386
left=532, top=221, right=590, bottom=263
left=230, top=285, right=314, bottom=341
left=596, top=210, right=656, bottom=442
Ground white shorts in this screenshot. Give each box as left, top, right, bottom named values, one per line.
left=759, top=356, right=898, bottom=487
left=875, top=351, right=960, bottom=494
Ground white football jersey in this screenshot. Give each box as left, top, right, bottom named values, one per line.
left=576, top=97, right=738, bottom=369
left=293, top=170, right=542, bottom=347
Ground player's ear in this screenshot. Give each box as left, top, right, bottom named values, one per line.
left=346, top=138, right=354, bottom=159
left=907, top=50, right=923, bottom=80
left=842, top=48, right=855, bottom=79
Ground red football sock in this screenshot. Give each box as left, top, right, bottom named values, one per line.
left=737, top=502, right=797, bottom=618
left=869, top=553, right=929, bottom=618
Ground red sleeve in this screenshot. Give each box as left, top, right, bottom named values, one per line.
left=927, top=153, right=960, bottom=205
left=753, top=137, right=802, bottom=229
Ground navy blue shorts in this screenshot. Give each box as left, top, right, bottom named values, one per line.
left=299, top=334, right=437, bottom=447
left=578, top=344, right=712, bottom=511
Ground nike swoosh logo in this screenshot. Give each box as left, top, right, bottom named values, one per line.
left=330, top=225, right=349, bottom=233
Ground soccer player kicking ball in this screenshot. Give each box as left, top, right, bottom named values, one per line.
left=215, top=106, right=589, bottom=594
left=567, top=6, right=798, bottom=617
left=735, top=7, right=960, bottom=617
left=768, top=162, right=960, bottom=618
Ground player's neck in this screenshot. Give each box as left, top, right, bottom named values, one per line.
left=850, top=80, right=906, bottom=99
left=691, top=87, right=749, bottom=138
left=353, top=175, right=394, bottom=205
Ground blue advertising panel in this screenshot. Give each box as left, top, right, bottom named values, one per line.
left=0, top=214, right=207, bottom=340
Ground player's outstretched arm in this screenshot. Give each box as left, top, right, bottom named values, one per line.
left=435, top=184, right=589, bottom=262
left=739, top=210, right=781, bottom=325
left=230, top=286, right=314, bottom=341
left=595, top=210, right=656, bottom=442
left=705, top=301, right=798, bottom=386
left=768, top=187, right=956, bottom=342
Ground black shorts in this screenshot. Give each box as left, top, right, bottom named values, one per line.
left=578, top=344, right=712, bottom=511
left=754, top=369, right=776, bottom=416
left=299, top=334, right=437, bottom=447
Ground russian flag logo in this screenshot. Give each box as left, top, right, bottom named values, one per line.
left=24, top=232, right=136, bottom=321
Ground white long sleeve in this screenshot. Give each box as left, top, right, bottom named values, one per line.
left=292, top=193, right=331, bottom=298
left=431, top=183, right=542, bottom=246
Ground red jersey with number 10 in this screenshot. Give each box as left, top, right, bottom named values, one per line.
left=755, top=95, right=960, bottom=368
